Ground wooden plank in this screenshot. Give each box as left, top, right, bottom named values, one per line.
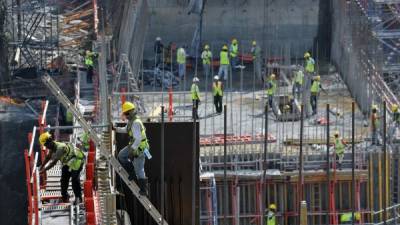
left=63, top=9, right=93, bottom=23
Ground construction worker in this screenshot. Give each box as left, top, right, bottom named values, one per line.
left=389, top=104, right=400, bottom=143
left=212, top=75, right=223, bottom=114
left=340, top=212, right=361, bottom=224
left=334, top=131, right=346, bottom=170
left=114, top=101, right=150, bottom=196
left=191, top=77, right=201, bottom=119
left=201, top=44, right=212, bottom=77
left=154, top=37, right=164, bottom=67
left=230, top=38, right=239, bottom=69
left=218, top=45, right=230, bottom=81
left=177, top=45, right=186, bottom=80
left=283, top=95, right=295, bottom=114
left=304, top=52, right=315, bottom=75
left=265, top=204, right=277, bottom=225
left=292, top=68, right=304, bottom=99
left=310, top=75, right=322, bottom=115
left=371, top=104, right=380, bottom=145
left=266, top=74, right=277, bottom=109
left=38, top=132, right=84, bottom=204
left=79, top=131, right=90, bottom=152
left=84, top=50, right=97, bottom=84
left=251, top=40, right=262, bottom=80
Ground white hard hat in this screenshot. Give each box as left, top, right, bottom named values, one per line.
left=156, top=37, right=161, bottom=41
left=193, top=77, right=200, bottom=82
left=214, top=75, right=219, bottom=80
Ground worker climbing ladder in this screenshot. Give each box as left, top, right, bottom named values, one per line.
left=41, top=74, right=169, bottom=225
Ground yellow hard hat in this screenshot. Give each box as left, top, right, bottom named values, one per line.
left=392, top=104, right=398, bottom=111
left=372, top=104, right=378, bottom=110
left=39, top=132, right=51, bottom=146
left=334, top=130, right=340, bottom=136
left=270, top=74, right=276, bottom=79
left=355, top=212, right=361, bottom=221
left=232, top=38, right=238, bottom=44
left=304, top=52, right=311, bottom=58
left=204, top=44, right=210, bottom=50
left=222, top=45, right=228, bottom=50
left=315, top=75, right=320, bottom=81
left=269, top=204, right=277, bottom=210
left=122, top=101, right=135, bottom=113
left=252, top=41, right=257, bottom=46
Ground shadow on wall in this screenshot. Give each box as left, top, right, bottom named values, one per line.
left=142, top=0, right=331, bottom=59
left=0, top=111, right=37, bottom=225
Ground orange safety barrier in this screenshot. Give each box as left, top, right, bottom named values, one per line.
left=86, top=212, right=96, bottom=225
left=87, top=152, right=95, bottom=164
left=84, top=181, right=93, bottom=198
left=86, top=163, right=95, bottom=183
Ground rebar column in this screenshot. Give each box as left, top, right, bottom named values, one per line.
left=299, top=104, right=304, bottom=225
left=223, top=104, right=227, bottom=225
left=326, top=103, right=330, bottom=225
left=383, top=101, right=387, bottom=225
left=352, top=102, right=355, bottom=225
left=261, top=105, right=268, bottom=225
left=192, top=104, right=197, bottom=225
left=161, top=106, right=165, bottom=225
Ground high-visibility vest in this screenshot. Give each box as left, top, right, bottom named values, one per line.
left=305, top=57, right=315, bottom=73
left=310, top=80, right=320, bottom=94
left=265, top=211, right=276, bottom=225
left=127, top=117, right=149, bottom=152
left=371, top=113, right=380, bottom=129
left=340, top=212, right=360, bottom=223
left=335, top=138, right=345, bottom=155
left=177, top=48, right=186, bottom=64
left=230, top=43, right=238, bottom=57
left=85, top=52, right=94, bottom=67
left=213, top=81, right=223, bottom=96
left=191, top=83, right=200, bottom=100
left=251, top=46, right=261, bottom=60
left=55, top=142, right=84, bottom=171
left=220, top=51, right=230, bottom=65
left=66, top=111, right=73, bottom=123
left=394, top=111, right=400, bottom=123
left=202, top=50, right=212, bottom=65
left=266, top=80, right=277, bottom=96
left=81, top=132, right=90, bottom=150
left=295, top=71, right=304, bottom=85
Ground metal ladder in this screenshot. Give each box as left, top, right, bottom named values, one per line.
left=41, top=74, right=169, bottom=225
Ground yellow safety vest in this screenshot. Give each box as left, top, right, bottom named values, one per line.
left=127, top=117, right=149, bottom=152
left=85, top=52, right=94, bottom=67
left=305, top=57, right=315, bottom=73
left=230, top=43, right=238, bottom=57
left=191, top=83, right=200, bottom=100
left=213, top=81, right=223, bottom=96
left=311, top=81, right=320, bottom=93
left=177, top=48, right=186, bottom=64
left=266, top=80, right=277, bottom=96
left=202, top=50, right=212, bottom=65
left=295, top=71, right=304, bottom=85
left=55, top=142, right=84, bottom=171
left=220, top=51, right=229, bottom=65
left=265, top=211, right=276, bottom=225
left=335, top=138, right=345, bottom=155
left=340, top=212, right=360, bottom=223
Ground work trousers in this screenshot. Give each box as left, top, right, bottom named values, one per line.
left=336, top=153, right=344, bottom=169
left=118, top=146, right=146, bottom=179
left=86, top=66, right=93, bottom=84
left=155, top=53, right=162, bottom=67
left=310, top=94, right=318, bottom=115
left=192, top=99, right=200, bottom=119
left=214, top=95, right=223, bottom=113
left=178, top=63, right=186, bottom=79
left=61, top=164, right=83, bottom=201
left=203, top=64, right=210, bottom=77
left=267, top=95, right=274, bottom=109
left=218, top=65, right=229, bottom=81
left=254, top=58, right=262, bottom=81
left=371, top=129, right=380, bottom=145
left=292, top=82, right=302, bottom=99
left=231, top=56, right=238, bottom=68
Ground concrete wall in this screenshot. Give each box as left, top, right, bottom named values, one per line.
left=144, top=0, right=331, bottom=59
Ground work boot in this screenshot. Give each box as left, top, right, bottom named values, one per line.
left=138, top=178, right=148, bottom=196
left=61, top=195, right=70, bottom=203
